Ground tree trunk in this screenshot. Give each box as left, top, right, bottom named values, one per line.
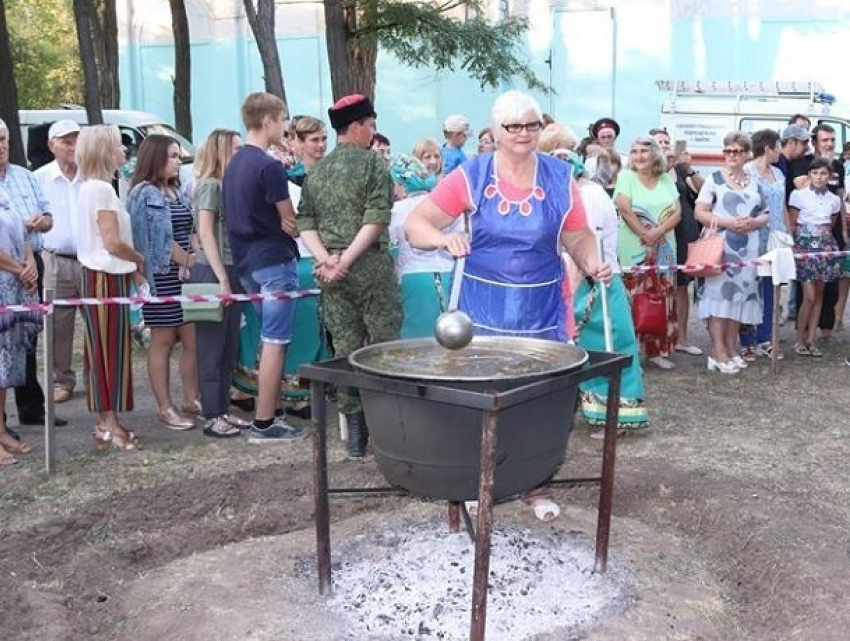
left=324, top=0, right=352, bottom=100
left=323, top=0, right=377, bottom=102
left=169, top=0, right=192, bottom=140
left=242, top=0, right=287, bottom=103
left=0, top=0, right=25, bottom=166
left=72, top=0, right=103, bottom=124
left=100, top=0, right=121, bottom=108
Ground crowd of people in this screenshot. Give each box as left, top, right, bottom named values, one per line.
left=0, top=94, right=847, bottom=520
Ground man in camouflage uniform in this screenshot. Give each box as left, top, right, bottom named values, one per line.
left=297, top=94, right=401, bottom=457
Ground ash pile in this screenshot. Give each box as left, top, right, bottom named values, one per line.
left=327, top=517, right=632, bottom=640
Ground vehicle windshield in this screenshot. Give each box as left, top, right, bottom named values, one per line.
left=138, top=124, right=196, bottom=163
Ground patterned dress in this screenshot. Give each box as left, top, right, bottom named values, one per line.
left=142, top=195, right=194, bottom=327
left=695, top=171, right=765, bottom=324
left=0, top=189, right=41, bottom=388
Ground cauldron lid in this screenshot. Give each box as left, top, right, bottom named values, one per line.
left=349, top=337, right=588, bottom=382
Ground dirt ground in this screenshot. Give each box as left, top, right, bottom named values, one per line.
left=2, top=313, right=850, bottom=640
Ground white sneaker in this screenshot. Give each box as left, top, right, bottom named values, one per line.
left=649, top=356, right=675, bottom=370
left=707, top=357, right=739, bottom=374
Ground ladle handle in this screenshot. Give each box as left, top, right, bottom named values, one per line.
left=447, top=212, right=469, bottom=311
left=596, top=228, right=613, bottom=352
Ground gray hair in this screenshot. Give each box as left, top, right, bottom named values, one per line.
left=491, top=91, right=543, bottom=142
left=723, top=130, right=752, bottom=152
left=626, top=135, right=666, bottom=176
left=0, top=118, right=7, bottom=136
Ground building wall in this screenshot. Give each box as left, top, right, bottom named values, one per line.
left=118, top=0, right=850, bottom=153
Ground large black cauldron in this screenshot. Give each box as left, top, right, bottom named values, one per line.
left=349, top=337, right=588, bottom=501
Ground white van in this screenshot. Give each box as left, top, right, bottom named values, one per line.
left=18, top=108, right=195, bottom=197
left=657, top=80, right=850, bottom=172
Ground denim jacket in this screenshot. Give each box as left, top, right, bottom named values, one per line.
left=127, top=182, right=176, bottom=291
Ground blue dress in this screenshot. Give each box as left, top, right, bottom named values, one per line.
left=456, top=153, right=573, bottom=339
left=142, top=195, right=194, bottom=327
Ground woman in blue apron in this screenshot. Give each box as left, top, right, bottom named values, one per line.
left=404, top=91, right=611, bottom=521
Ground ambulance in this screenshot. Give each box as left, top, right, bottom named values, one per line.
left=656, top=80, right=850, bottom=173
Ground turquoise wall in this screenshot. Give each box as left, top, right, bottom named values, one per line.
left=119, top=9, right=850, bottom=154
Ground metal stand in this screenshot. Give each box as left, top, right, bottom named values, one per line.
left=302, top=351, right=630, bottom=641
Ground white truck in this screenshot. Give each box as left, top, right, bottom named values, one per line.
left=656, top=80, right=850, bottom=172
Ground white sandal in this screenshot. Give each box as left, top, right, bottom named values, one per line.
left=530, top=498, right=560, bottom=522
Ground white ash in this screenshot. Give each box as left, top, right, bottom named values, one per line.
left=325, top=518, right=631, bottom=640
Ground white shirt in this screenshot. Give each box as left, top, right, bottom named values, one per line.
left=389, top=193, right=457, bottom=277
left=789, top=187, right=840, bottom=227
left=77, top=179, right=136, bottom=274
left=565, top=180, right=621, bottom=274
left=35, top=160, right=81, bottom=255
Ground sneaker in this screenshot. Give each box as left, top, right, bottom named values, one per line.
left=756, top=343, right=784, bottom=360
left=247, top=418, right=308, bottom=443
left=740, top=346, right=757, bottom=362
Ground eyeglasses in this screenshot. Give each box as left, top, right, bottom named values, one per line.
left=502, top=122, right=543, bottom=134
left=722, top=148, right=745, bottom=156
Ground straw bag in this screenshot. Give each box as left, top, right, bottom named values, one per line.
left=631, top=271, right=667, bottom=336
left=684, top=217, right=723, bottom=278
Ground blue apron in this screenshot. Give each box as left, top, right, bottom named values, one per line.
left=458, top=153, right=573, bottom=340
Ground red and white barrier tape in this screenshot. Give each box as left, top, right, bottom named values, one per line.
left=0, top=288, right=320, bottom=314
left=621, top=249, right=849, bottom=274
left=0, top=247, right=847, bottom=313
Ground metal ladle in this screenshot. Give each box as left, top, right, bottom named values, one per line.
left=434, top=214, right=473, bottom=350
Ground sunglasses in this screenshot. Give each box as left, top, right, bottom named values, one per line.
left=502, top=122, right=543, bottom=134
left=722, top=148, right=745, bottom=156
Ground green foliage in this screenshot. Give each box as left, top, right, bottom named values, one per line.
left=7, top=0, right=82, bottom=108
left=363, top=0, right=547, bottom=92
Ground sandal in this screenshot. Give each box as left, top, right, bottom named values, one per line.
left=794, top=344, right=811, bottom=356
left=0, top=444, right=17, bottom=466
left=0, top=432, right=31, bottom=455
left=93, top=425, right=140, bottom=451
left=529, top=498, right=560, bottom=522
left=808, top=344, right=823, bottom=357
left=203, top=417, right=241, bottom=439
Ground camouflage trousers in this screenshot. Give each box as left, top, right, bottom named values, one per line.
left=321, top=249, right=401, bottom=414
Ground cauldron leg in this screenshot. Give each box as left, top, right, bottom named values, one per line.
left=594, top=371, right=622, bottom=573
left=470, top=409, right=498, bottom=641
left=312, top=380, right=332, bottom=595
left=448, top=502, right=460, bottom=533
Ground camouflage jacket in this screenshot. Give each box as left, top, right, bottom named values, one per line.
left=296, top=142, right=393, bottom=249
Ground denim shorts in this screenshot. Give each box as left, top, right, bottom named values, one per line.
left=241, top=260, right=298, bottom=344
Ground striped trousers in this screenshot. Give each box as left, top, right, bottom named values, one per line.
left=80, top=267, right=134, bottom=412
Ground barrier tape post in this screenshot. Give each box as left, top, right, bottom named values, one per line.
left=771, top=284, right=782, bottom=375
left=44, top=288, right=56, bottom=474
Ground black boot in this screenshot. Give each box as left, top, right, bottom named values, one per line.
left=345, top=412, right=368, bottom=458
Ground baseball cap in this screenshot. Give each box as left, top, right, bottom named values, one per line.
left=781, top=124, right=809, bottom=142
left=48, top=120, right=81, bottom=139
left=443, top=114, right=470, bottom=134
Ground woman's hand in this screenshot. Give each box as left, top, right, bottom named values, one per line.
left=585, top=259, right=613, bottom=284
left=20, top=257, right=37, bottom=287
left=442, top=231, right=471, bottom=258
left=640, top=226, right=661, bottom=247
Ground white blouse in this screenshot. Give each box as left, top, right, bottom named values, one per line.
left=77, top=180, right=137, bottom=274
